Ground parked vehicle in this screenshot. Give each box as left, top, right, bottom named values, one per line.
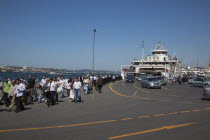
left=190, top=77, right=205, bottom=87
left=203, top=78, right=210, bottom=87
left=126, top=74, right=135, bottom=83
left=156, top=76, right=167, bottom=85
left=137, top=75, right=146, bottom=81
left=188, top=77, right=194, bottom=84
left=141, top=77, right=161, bottom=89
left=203, top=86, right=210, bottom=100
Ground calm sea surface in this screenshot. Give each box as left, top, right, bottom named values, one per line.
left=0, top=72, right=118, bottom=82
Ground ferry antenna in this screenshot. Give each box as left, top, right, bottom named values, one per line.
left=141, top=41, right=144, bottom=60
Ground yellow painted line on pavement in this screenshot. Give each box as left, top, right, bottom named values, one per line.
left=179, top=111, right=191, bottom=113
left=153, top=114, right=166, bottom=117
left=192, top=109, right=201, bottom=112
left=121, top=118, right=134, bottom=121
left=133, top=83, right=151, bottom=93
left=1, top=106, right=209, bottom=133
left=167, top=112, right=179, bottom=115
left=133, top=90, right=138, bottom=96
left=0, top=120, right=117, bottom=133
left=112, top=82, right=198, bottom=105
left=108, top=122, right=197, bottom=139
left=133, top=83, right=177, bottom=97
left=204, top=108, right=210, bottom=110
left=161, top=87, right=173, bottom=90
left=109, top=83, right=152, bottom=100
left=138, top=116, right=151, bottom=118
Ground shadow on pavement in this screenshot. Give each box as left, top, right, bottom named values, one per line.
left=201, top=98, right=210, bottom=101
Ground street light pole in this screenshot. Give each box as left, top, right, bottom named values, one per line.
left=92, top=29, right=96, bottom=75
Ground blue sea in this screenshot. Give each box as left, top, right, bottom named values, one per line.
left=0, top=72, right=119, bottom=82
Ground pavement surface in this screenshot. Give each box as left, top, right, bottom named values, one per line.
left=0, top=80, right=210, bottom=140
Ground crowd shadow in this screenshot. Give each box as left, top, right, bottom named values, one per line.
left=0, top=109, right=7, bottom=112
left=0, top=107, right=32, bottom=112
left=201, top=98, right=210, bottom=101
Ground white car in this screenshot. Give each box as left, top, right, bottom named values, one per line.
left=203, top=78, right=210, bottom=87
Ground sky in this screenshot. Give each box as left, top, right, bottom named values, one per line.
left=0, top=0, right=210, bottom=71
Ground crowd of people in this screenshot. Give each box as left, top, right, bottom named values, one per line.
left=0, top=74, right=117, bottom=113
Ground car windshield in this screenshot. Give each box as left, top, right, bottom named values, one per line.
left=205, top=79, right=210, bottom=82
left=148, top=78, right=157, bottom=81
left=157, top=77, right=164, bottom=80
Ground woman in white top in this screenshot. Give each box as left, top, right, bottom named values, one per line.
left=66, top=80, right=71, bottom=98
left=69, top=78, right=74, bottom=102
left=83, top=76, right=90, bottom=95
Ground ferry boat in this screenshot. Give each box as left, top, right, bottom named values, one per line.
left=128, top=42, right=182, bottom=77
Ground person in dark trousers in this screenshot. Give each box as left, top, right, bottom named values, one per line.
left=177, top=76, right=182, bottom=86
left=14, top=79, right=26, bottom=113
left=28, top=75, right=35, bottom=102
left=53, top=77, right=59, bottom=102
left=47, top=78, right=56, bottom=107
left=97, top=76, right=103, bottom=93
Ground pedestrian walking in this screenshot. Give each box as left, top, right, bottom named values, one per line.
left=73, top=78, right=82, bottom=103
left=2, top=77, right=12, bottom=107
left=66, top=80, right=71, bottom=98
left=97, top=76, right=103, bottom=93
left=58, top=76, right=65, bottom=98
left=33, top=75, right=39, bottom=101
left=177, top=76, right=182, bottom=86
left=83, top=76, right=90, bottom=95
left=7, top=80, right=17, bottom=112
left=28, top=75, right=35, bottom=102
left=14, top=79, right=26, bottom=113
left=69, top=78, right=74, bottom=102
left=37, top=84, right=43, bottom=103
left=47, top=78, right=56, bottom=107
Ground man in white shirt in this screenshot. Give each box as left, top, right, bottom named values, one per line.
left=40, top=75, right=47, bottom=87
left=73, top=77, right=82, bottom=103
left=14, top=79, right=26, bottom=113
left=47, top=78, right=57, bottom=106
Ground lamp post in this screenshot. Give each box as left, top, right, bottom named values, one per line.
left=92, top=29, right=96, bottom=75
